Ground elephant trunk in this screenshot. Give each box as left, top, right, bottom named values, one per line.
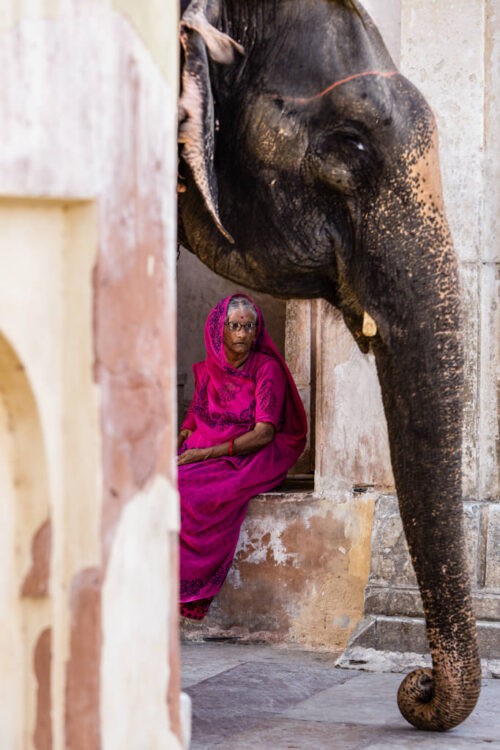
left=373, top=331, right=480, bottom=730
left=361, top=124, right=481, bottom=730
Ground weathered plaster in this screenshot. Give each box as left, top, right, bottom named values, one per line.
left=484, top=0, right=500, bottom=265
left=285, top=300, right=314, bottom=473
left=485, top=505, right=500, bottom=589
left=65, top=568, right=102, bottom=750
left=478, top=260, right=500, bottom=500
left=401, top=0, right=484, bottom=265
left=288, top=496, right=376, bottom=648
left=34, top=628, right=52, bottom=750
left=0, top=0, right=178, bottom=80
left=183, top=490, right=376, bottom=651
left=101, top=476, right=182, bottom=750
left=0, top=384, right=24, bottom=749
left=314, top=302, right=394, bottom=496
left=0, top=1, right=180, bottom=746
left=22, top=520, right=52, bottom=598
left=0, top=0, right=60, bottom=29
left=112, top=0, right=178, bottom=77
left=0, top=199, right=101, bottom=749
left=0, top=334, right=52, bottom=750
left=481, top=1, right=500, bottom=501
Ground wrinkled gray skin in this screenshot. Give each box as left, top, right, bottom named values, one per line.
left=178, top=0, right=480, bottom=731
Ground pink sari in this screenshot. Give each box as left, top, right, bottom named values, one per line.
left=179, top=294, right=307, bottom=620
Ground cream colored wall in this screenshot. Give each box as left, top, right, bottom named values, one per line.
left=0, top=397, right=28, bottom=748
left=0, top=199, right=100, bottom=749
left=102, top=477, right=179, bottom=750
left=400, top=0, right=499, bottom=501
left=363, top=0, right=401, bottom=64
left=0, top=334, right=53, bottom=749
left=112, top=0, right=178, bottom=76
left=1, top=0, right=177, bottom=76
left=0, top=1, right=181, bottom=748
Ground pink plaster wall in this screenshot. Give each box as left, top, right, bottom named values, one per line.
left=21, top=520, right=51, bottom=598
left=0, top=3, right=179, bottom=746
left=34, top=629, right=52, bottom=750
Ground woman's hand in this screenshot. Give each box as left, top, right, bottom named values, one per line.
left=177, top=428, right=192, bottom=450
left=177, top=447, right=212, bottom=466
left=177, top=422, right=275, bottom=466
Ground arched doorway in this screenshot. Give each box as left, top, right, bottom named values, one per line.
left=0, top=333, right=52, bottom=750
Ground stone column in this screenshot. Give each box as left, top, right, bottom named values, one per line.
left=285, top=300, right=315, bottom=474
left=313, top=302, right=393, bottom=498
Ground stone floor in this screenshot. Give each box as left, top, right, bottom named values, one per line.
left=181, top=641, right=500, bottom=749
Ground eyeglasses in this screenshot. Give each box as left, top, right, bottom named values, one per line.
left=224, top=321, right=257, bottom=333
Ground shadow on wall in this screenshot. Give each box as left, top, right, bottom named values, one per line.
left=177, top=246, right=287, bottom=426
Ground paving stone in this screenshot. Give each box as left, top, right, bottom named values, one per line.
left=213, top=719, right=500, bottom=750
left=283, top=672, right=404, bottom=726
left=284, top=672, right=500, bottom=741
left=186, top=659, right=355, bottom=716
left=182, top=642, right=500, bottom=749
left=182, top=641, right=342, bottom=689
left=185, top=653, right=356, bottom=748
left=181, top=642, right=254, bottom=689
left=211, top=719, right=395, bottom=750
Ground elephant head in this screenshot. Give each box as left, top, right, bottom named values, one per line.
left=178, top=0, right=481, bottom=731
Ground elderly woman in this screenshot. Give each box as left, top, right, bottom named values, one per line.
left=178, top=294, right=307, bottom=620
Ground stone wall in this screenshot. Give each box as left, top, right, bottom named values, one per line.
left=0, top=2, right=181, bottom=748
left=181, top=488, right=376, bottom=650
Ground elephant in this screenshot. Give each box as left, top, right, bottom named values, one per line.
left=177, top=0, right=481, bottom=732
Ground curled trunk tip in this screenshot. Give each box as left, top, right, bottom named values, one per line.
left=397, top=667, right=480, bottom=731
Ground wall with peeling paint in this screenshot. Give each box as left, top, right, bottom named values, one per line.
left=0, top=2, right=181, bottom=749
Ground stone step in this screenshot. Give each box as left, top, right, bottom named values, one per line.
left=339, top=614, right=500, bottom=671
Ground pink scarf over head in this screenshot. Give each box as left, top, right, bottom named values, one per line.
left=198, top=293, right=307, bottom=450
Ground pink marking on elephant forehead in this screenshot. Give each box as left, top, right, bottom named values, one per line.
left=280, top=70, right=400, bottom=105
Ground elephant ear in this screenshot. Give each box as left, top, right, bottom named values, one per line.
left=179, top=1, right=243, bottom=244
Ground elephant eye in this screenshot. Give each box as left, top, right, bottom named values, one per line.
left=337, top=132, right=368, bottom=152
left=314, top=130, right=371, bottom=163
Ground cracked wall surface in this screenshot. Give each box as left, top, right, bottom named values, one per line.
left=0, top=2, right=181, bottom=748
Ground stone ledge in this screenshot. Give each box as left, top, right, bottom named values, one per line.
left=365, top=585, right=500, bottom=620
left=336, top=645, right=500, bottom=679
left=341, top=614, right=500, bottom=661
left=251, top=489, right=317, bottom=505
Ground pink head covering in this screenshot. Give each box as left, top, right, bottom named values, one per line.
left=202, top=293, right=307, bottom=449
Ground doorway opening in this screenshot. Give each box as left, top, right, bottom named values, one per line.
left=176, top=247, right=315, bottom=488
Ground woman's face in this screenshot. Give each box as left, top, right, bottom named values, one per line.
left=223, top=307, right=258, bottom=363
